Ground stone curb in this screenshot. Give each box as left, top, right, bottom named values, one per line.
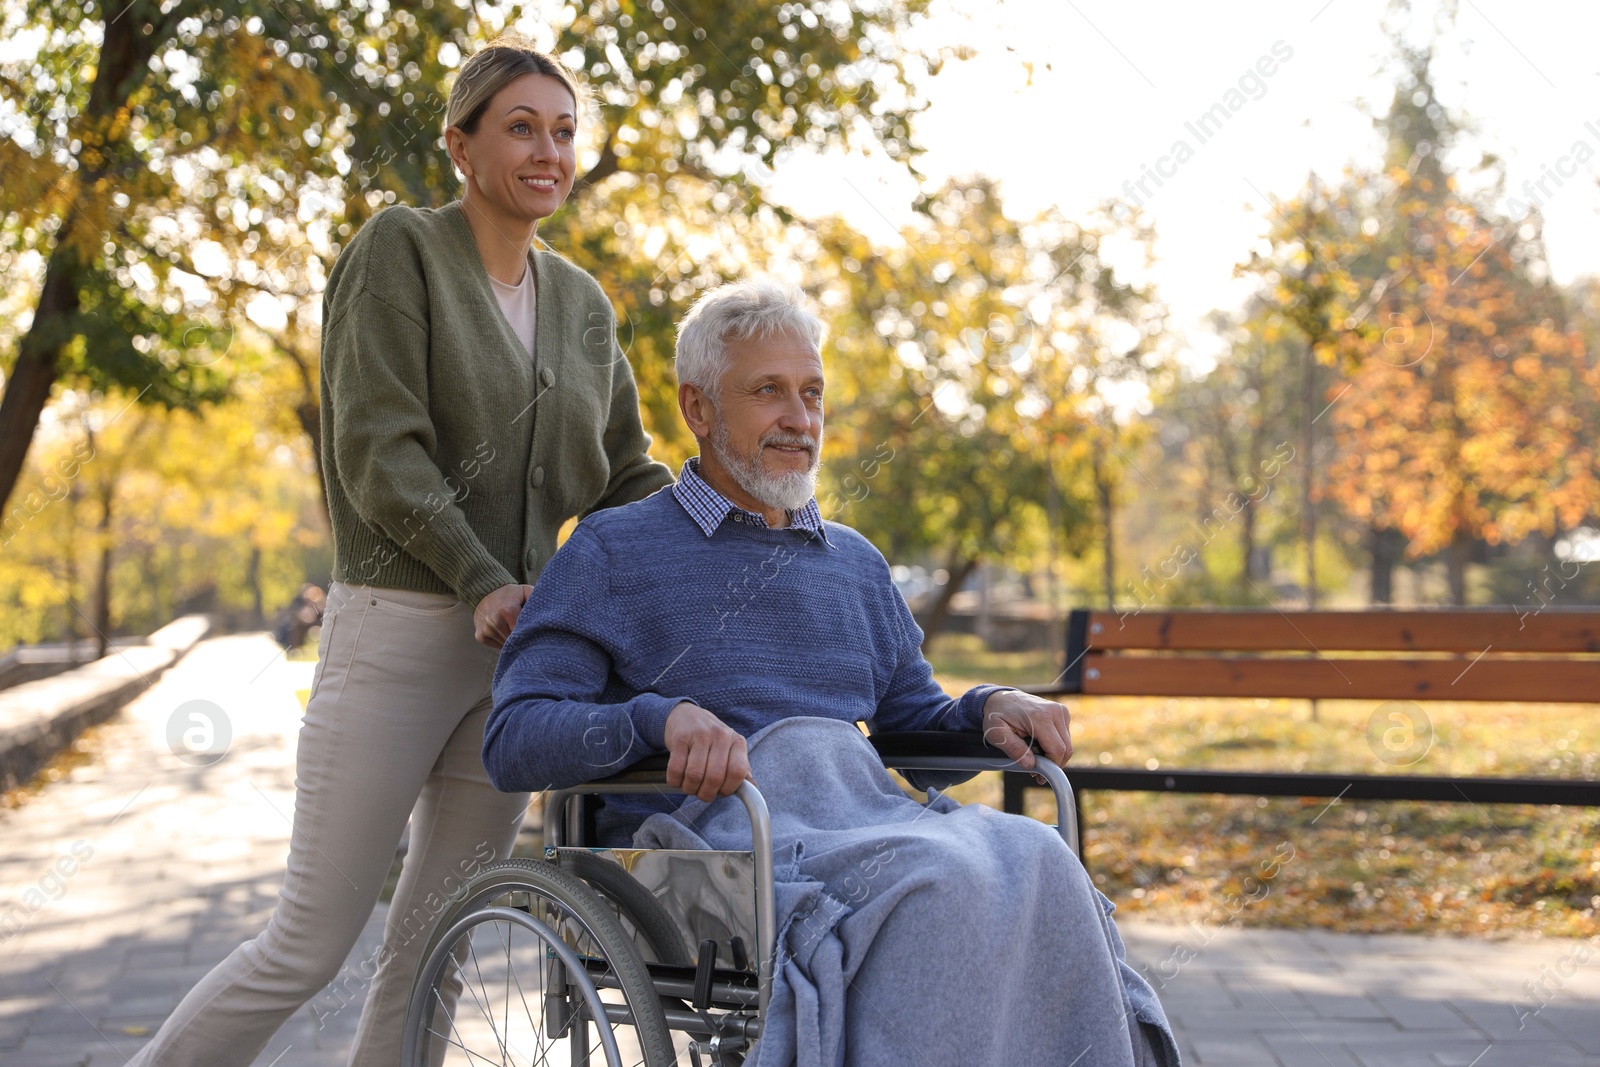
left=0, top=615, right=213, bottom=791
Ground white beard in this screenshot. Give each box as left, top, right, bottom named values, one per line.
left=710, top=419, right=822, bottom=512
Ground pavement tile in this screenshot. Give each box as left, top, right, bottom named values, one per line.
left=1177, top=1008, right=1322, bottom=1035
left=92, top=991, right=176, bottom=1017
left=23, top=1009, right=117, bottom=1037
left=122, top=945, right=187, bottom=969
left=1540, top=1004, right=1600, bottom=1055
left=1363, top=994, right=1466, bottom=1032
left=14, top=1031, right=129, bottom=1060
left=1190, top=1031, right=1284, bottom=1066
left=1257, top=1029, right=1365, bottom=1065
left=1301, top=992, right=1394, bottom=1021
left=1445, top=997, right=1572, bottom=1042
left=1226, top=975, right=1320, bottom=1015
left=1346, top=1047, right=1465, bottom=1067
left=0, top=1013, right=28, bottom=1048
left=1153, top=983, right=1246, bottom=1014
left=1338, top=1033, right=1517, bottom=1064
left=1430, top=1041, right=1598, bottom=1066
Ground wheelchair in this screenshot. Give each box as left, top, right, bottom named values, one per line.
left=400, top=731, right=1080, bottom=1067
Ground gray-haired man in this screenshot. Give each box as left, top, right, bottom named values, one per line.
left=485, top=279, right=1179, bottom=1066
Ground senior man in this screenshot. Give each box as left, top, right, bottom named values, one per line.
left=484, top=280, right=1178, bottom=1067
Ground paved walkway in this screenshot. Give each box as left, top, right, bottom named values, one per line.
left=1, top=632, right=1597, bottom=1066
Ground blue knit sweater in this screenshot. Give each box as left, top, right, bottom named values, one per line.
left=484, top=485, right=1006, bottom=842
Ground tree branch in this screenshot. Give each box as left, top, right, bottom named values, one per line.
left=571, top=134, right=620, bottom=199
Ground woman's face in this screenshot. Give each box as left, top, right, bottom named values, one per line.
left=452, top=72, right=578, bottom=224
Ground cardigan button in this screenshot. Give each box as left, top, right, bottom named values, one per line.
left=539, top=367, right=555, bottom=388
left=531, top=466, right=546, bottom=488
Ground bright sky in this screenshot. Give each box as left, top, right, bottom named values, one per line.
left=765, top=0, right=1600, bottom=350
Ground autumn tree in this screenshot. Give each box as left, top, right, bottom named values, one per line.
left=1325, top=187, right=1589, bottom=604
left=1026, top=205, right=1164, bottom=608
left=1234, top=169, right=1371, bottom=606
left=0, top=363, right=319, bottom=648
left=1316, top=49, right=1592, bottom=604
left=0, top=0, right=943, bottom=515
left=1155, top=300, right=1303, bottom=599
left=805, top=179, right=1156, bottom=640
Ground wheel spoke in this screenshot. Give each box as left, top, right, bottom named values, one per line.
left=462, top=927, right=515, bottom=1062
left=404, top=863, right=671, bottom=1067
left=428, top=981, right=509, bottom=1067
left=490, top=909, right=558, bottom=1061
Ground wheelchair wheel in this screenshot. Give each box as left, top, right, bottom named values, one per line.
left=403, top=859, right=677, bottom=1067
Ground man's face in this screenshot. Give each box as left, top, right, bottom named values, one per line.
left=704, top=329, right=825, bottom=511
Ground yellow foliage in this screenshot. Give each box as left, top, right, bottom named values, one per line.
left=0, top=340, right=327, bottom=648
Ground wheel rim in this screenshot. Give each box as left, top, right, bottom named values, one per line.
left=410, top=899, right=651, bottom=1067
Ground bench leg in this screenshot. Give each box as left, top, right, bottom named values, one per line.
left=1003, top=774, right=1026, bottom=815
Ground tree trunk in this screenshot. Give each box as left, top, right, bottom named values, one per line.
left=1239, top=494, right=1259, bottom=585
left=0, top=248, right=81, bottom=512
left=64, top=479, right=81, bottom=656
left=1369, top=522, right=1403, bottom=605
left=1446, top=531, right=1471, bottom=606
left=919, top=554, right=980, bottom=653
left=298, top=400, right=328, bottom=527
left=94, top=477, right=113, bottom=659
left=1092, top=441, right=1116, bottom=608
left=247, top=544, right=264, bottom=626
left=1301, top=336, right=1318, bottom=609
left=268, top=324, right=331, bottom=529
left=0, top=3, right=166, bottom=512
left=974, top=562, right=993, bottom=646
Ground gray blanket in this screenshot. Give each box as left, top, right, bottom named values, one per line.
left=634, top=716, right=1181, bottom=1067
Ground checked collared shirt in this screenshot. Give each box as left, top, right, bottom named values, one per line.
left=672, top=456, right=831, bottom=545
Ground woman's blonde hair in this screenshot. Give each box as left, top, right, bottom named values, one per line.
left=445, top=34, right=583, bottom=136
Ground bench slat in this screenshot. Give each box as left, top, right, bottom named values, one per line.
left=1084, top=609, right=1600, bottom=653
left=1072, top=654, right=1600, bottom=703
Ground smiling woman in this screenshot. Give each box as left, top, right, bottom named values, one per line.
left=121, top=34, right=676, bottom=1067
left=442, top=44, right=582, bottom=285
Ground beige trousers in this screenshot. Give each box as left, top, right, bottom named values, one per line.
left=126, top=581, right=532, bottom=1067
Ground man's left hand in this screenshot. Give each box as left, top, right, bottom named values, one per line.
left=980, top=689, right=1073, bottom=773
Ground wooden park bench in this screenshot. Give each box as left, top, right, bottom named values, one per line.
left=1008, top=608, right=1600, bottom=826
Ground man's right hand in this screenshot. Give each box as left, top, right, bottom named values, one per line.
left=663, top=702, right=751, bottom=802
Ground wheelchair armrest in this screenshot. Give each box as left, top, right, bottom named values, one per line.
left=589, top=753, right=672, bottom=786
left=872, top=731, right=1079, bottom=855
left=868, top=730, right=1039, bottom=766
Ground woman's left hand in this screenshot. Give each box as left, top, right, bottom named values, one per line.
left=474, top=584, right=534, bottom=648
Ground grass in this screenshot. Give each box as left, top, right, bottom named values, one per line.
left=925, top=633, right=1600, bottom=939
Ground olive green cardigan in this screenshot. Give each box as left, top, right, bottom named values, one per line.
left=319, top=200, right=674, bottom=607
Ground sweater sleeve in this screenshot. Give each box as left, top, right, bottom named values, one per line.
left=323, top=277, right=517, bottom=608
left=484, top=524, right=689, bottom=792
left=584, top=315, right=675, bottom=517
left=867, top=582, right=1010, bottom=735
